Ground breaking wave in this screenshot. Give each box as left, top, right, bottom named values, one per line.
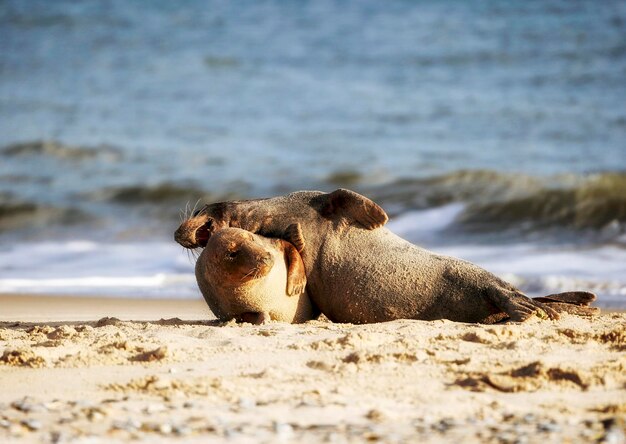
left=91, top=183, right=211, bottom=205
left=370, top=170, right=626, bottom=236
left=0, top=198, right=89, bottom=233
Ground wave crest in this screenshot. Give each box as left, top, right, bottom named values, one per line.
left=0, top=199, right=89, bottom=232
left=94, top=183, right=210, bottom=205
left=371, top=170, right=626, bottom=234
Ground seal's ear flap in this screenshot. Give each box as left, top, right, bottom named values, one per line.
left=320, top=189, right=388, bottom=229
left=280, top=240, right=307, bottom=296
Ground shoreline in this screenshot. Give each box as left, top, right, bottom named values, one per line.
left=1, top=293, right=622, bottom=324
left=0, top=294, right=213, bottom=323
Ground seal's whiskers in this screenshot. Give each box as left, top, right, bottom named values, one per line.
left=190, top=199, right=202, bottom=219
left=242, top=267, right=260, bottom=281
left=184, top=247, right=195, bottom=265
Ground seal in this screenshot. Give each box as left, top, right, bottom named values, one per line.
left=194, top=227, right=318, bottom=324
left=176, top=189, right=597, bottom=324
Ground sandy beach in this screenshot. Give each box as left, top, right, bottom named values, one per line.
left=0, top=294, right=624, bottom=443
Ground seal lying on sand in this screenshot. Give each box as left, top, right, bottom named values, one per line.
left=177, top=189, right=597, bottom=324
left=195, top=227, right=318, bottom=324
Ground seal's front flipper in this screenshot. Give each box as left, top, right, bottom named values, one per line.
left=284, top=223, right=305, bottom=253
left=281, top=240, right=307, bottom=296
left=487, top=287, right=560, bottom=322
left=239, top=312, right=271, bottom=325
left=320, top=189, right=388, bottom=230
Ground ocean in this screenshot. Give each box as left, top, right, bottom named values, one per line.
left=1, top=0, right=625, bottom=307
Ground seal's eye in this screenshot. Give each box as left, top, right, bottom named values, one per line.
left=228, top=250, right=239, bottom=259
left=192, top=206, right=207, bottom=218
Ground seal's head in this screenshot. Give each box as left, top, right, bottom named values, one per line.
left=202, top=227, right=274, bottom=286
left=195, top=227, right=317, bottom=324
left=174, top=189, right=388, bottom=250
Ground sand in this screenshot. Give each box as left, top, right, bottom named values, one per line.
left=0, top=294, right=624, bottom=443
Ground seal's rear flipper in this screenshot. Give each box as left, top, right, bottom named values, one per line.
left=320, top=189, right=388, bottom=230
left=532, top=291, right=598, bottom=317
left=538, top=302, right=599, bottom=317
left=533, top=291, right=596, bottom=306
left=486, top=287, right=560, bottom=322
left=281, top=240, right=307, bottom=296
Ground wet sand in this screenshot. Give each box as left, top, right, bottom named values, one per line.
left=0, top=294, right=624, bottom=443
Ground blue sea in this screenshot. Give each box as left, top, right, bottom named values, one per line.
left=1, top=1, right=625, bottom=307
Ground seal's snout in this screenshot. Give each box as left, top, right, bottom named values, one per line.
left=260, top=252, right=273, bottom=267
left=174, top=225, right=195, bottom=249
left=256, top=252, right=274, bottom=276
left=241, top=252, right=274, bottom=279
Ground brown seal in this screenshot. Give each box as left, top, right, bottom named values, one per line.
left=195, top=227, right=318, bottom=324
left=176, top=189, right=597, bottom=324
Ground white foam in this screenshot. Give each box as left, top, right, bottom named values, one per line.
left=387, top=203, right=464, bottom=238
left=435, top=244, right=626, bottom=281
left=433, top=244, right=626, bottom=307
left=0, top=241, right=199, bottom=298
left=0, top=274, right=197, bottom=289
